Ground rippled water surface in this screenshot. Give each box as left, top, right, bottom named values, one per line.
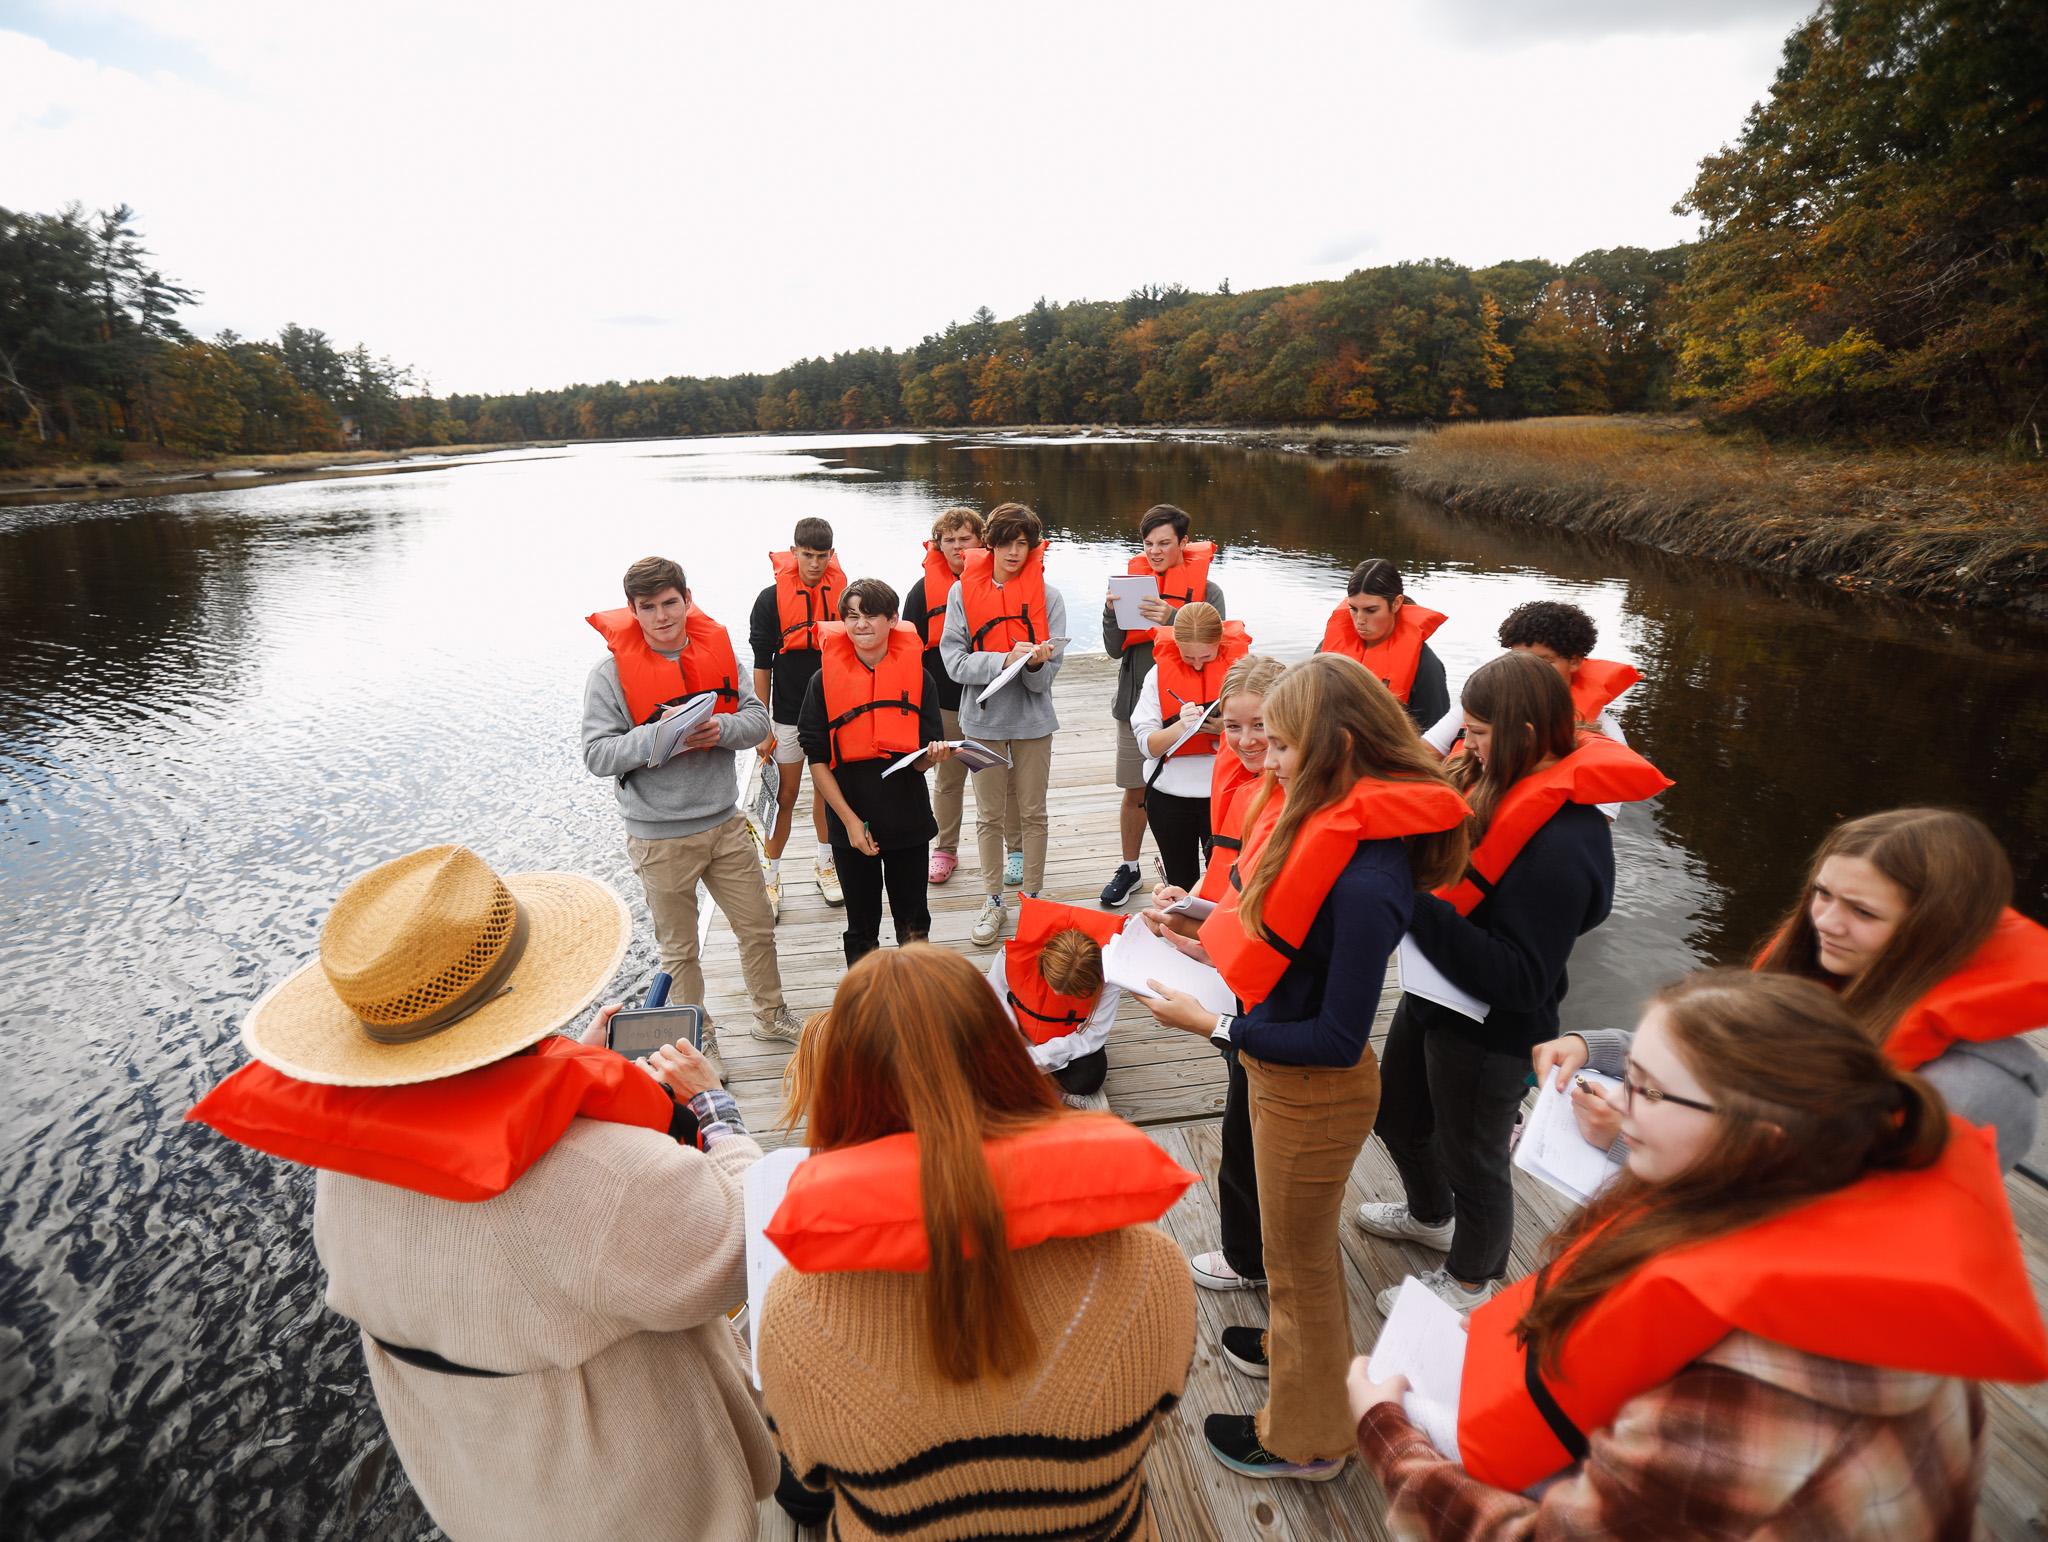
left=4, top=433, right=2045, bottom=1538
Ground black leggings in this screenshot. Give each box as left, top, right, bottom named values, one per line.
left=1051, top=1048, right=1107, bottom=1095
left=833, top=841, right=931, bottom=967
left=1217, top=1044, right=1263, bottom=1279
left=1143, top=788, right=1211, bottom=892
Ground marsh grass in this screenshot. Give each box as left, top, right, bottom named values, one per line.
left=1398, top=417, right=2048, bottom=613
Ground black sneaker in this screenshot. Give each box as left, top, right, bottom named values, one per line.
left=1219, top=1324, right=1269, bottom=1379
left=1201, top=1413, right=1345, bottom=1481
left=1100, top=862, right=1143, bottom=907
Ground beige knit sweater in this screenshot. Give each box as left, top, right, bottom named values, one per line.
left=313, top=1117, right=778, bottom=1542
left=760, top=1224, right=1197, bottom=1541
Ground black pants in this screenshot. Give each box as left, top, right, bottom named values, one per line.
left=1143, top=788, right=1211, bottom=892
left=774, top=1455, right=833, bottom=1527
left=1374, top=997, right=1529, bottom=1283
left=1050, top=1047, right=1107, bottom=1095
left=834, top=841, right=931, bottom=967
left=1217, top=1044, right=1263, bottom=1279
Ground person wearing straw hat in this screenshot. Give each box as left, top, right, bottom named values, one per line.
left=187, top=845, right=779, bottom=1542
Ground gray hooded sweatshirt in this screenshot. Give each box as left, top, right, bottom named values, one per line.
left=582, top=647, right=772, bottom=840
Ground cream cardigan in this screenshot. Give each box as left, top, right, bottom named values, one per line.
left=314, top=1116, right=777, bottom=1541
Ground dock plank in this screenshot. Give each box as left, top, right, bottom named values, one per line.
left=729, top=654, right=2048, bottom=1540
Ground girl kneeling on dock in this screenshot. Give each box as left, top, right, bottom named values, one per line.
left=760, top=946, right=1197, bottom=1540
left=984, top=896, right=1127, bottom=1112
left=1542, top=806, right=2048, bottom=1170
left=1147, top=652, right=1286, bottom=1296
left=1350, top=969, right=2048, bottom=1538
left=1137, top=653, right=1471, bottom=1480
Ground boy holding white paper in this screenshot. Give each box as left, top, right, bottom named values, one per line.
left=939, top=503, right=1067, bottom=946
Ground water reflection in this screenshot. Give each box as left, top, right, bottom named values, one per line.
left=2, top=431, right=2043, bottom=1538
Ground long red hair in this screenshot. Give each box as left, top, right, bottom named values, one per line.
left=780, top=945, right=1063, bottom=1382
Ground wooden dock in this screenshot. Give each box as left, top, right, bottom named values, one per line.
left=704, top=655, right=2048, bottom=1541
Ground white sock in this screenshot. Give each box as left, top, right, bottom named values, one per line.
left=1120, top=859, right=1140, bottom=874
left=817, top=842, right=834, bottom=868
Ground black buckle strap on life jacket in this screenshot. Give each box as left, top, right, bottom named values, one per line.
left=780, top=589, right=822, bottom=650
left=825, top=693, right=916, bottom=768
left=971, top=604, right=1037, bottom=649
left=1007, top=989, right=1084, bottom=1030
left=1212, top=834, right=1241, bottom=852
left=372, top=1336, right=515, bottom=1379
left=1462, top=867, right=1496, bottom=901
left=637, top=684, right=738, bottom=729
left=1224, top=863, right=1299, bottom=960
left=1523, top=1342, right=1590, bottom=1464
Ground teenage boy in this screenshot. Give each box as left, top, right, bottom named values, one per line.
left=799, top=578, right=955, bottom=966
left=1099, top=504, right=1223, bottom=908
left=583, top=556, right=803, bottom=1069
left=903, top=507, right=1020, bottom=886
left=941, top=502, right=1067, bottom=947
left=749, top=517, right=846, bottom=915
left=1317, top=556, right=1449, bottom=731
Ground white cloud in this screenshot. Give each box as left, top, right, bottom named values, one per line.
left=5, top=0, right=1798, bottom=393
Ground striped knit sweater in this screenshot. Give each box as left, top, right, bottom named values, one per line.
left=759, top=1224, right=1196, bottom=1541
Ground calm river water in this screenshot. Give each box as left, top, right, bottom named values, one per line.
left=3, top=432, right=2044, bottom=1538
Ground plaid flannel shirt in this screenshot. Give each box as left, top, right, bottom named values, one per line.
left=1358, top=1330, right=1985, bottom=1541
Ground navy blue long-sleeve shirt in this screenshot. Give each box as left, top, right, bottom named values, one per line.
left=1234, top=837, right=1413, bottom=1068
left=1405, top=801, right=1615, bottom=1056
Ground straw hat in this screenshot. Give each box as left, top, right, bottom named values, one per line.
left=242, top=845, right=630, bottom=1087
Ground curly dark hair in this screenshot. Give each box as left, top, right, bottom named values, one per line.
left=1497, top=600, right=1597, bottom=660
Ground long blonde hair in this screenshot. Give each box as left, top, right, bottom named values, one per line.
left=1237, top=655, right=1467, bottom=937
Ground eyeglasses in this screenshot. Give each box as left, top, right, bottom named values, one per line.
left=1621, top=1064, right=1718, bottom=1116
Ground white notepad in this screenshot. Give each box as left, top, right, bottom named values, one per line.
left=1396, top=934, right=1490, bottom=1022
left=974, top=640, right=1066, bottom=705
left=880, top=739, right=1012, bottom=777
left=742, top=1144, right=810, bottom=1390
left=1108, top=575, right=1158, bottom=630
left=1514, top=1066, right=1626, bottom=1206
left=647, top=691, right=720, bottom=768
left=1101, top=922, right=1236, bottom=1015
left=1368, top=1276, right=1469, bottom=1461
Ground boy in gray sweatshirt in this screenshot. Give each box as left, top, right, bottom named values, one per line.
left=582, top=557, right=801, bottom=1070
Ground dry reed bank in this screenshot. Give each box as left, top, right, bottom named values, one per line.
left=1396, top=418, right=2048, bottom=617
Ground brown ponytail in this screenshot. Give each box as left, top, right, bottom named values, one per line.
left=1518, top=969, right=1948, bottom=1374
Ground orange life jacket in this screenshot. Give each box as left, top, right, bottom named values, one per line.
left=184, top=1037, right=674, bottom=1203
left=919, top=542, right=961, bottom=647
left=1126, top=540, right=1217, bottom=609
left=1436, top=735, right=1671, bottom=916
left=1200, top=777, right=1473, bottom=1008
left=1151, top=621, right=1253, bottom=762
left=1458, top=1118, right=2048, bottom=1492
left=770, top=549, right=847, bottom=654
left=1199, top=754, right=1268, bottom=902
left=1002, top=898, right=1128, bottom=1044
left=766, top=1118, right=1198, bottom=1274
left=817, top=621, right=925, bottom=768
left=1318, top=602, right=1448, bottom=703
left=586, top=605, right=744, bottom=726
left=958, top=544, right=1051, bottom=653
left=1568, top=657, right=1641, bottom=723
left=1879, top=910, right=2048, bottom=1068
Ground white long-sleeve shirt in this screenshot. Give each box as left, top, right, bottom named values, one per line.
left=1130, top=664, right=1216, bottom=799
left=1423, top=701, right=1631, bottom=820
left=985, top=952, right=1123, bottom=1071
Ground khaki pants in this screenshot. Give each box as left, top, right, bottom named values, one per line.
left=626, top=814, right=784, bottom=1025
left=936, top=707, right=1020, bottom=857
left=969, top=734, right=1053, bottom=895
left=1243, top=1046, right=1383, bottom=1463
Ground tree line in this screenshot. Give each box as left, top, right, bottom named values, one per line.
left=3, top=0, right=2040, bottom=461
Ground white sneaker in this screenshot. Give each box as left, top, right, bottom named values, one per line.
left=1376, top=1268, right=1493, bottom=1317
left=1059, top=1088, right=1110, bottom=1112
left=815, top=858, right=843, bottom=907
left=1354, top=1201, right=1455, bottom=1250
left=1189, top=1251, right=1265, bottom=1292
left=970, top=896, right=1006, bottom=947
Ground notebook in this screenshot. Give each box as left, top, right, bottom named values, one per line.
left=1396, top=934, right=1490, bottom=1022
left=647, top=691, right=720, bottom=769
left=1514, top=1066, right=1626, bottom=1206
left=1368, top=1276, right=1469, bottom=1460
left=1108, top=575, right=1158, bottom=629
left=1162, top=893, right=1216, bottom=920
left=743, top=1145, right=811, bottom=1390
left=975, top=640, right=1068, bottom=704
left=880, top=739, right=1013, bottom=778
left=1101, top=922, right=1236, bottom=1015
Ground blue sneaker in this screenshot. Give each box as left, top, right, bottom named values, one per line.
left=1099, top=862, right=1143, bottom=908
left=1202, top=1413, right=1344, bottom=1481
left=1004, top=850, right=1024, bottom=887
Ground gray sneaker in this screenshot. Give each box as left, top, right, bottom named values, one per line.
left=1353, top=1201, right=1455, bottom=1249
left=970, top=896, right=1006, bottom=947
left=698, top=1022, right=727, bottom=1085
left=750, top=1005, right=803, bottom=1044
left=1376, top=1267, right=1494, bottom=1316
left=1058, top=1088, right=1110, bottom=1112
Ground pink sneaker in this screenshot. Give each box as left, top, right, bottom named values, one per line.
left=927, top=849, right=958, bottom=884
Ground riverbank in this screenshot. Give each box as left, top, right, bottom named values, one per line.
left=0, top=439, right=563, bottom=498
left=1393, top=417, right=2048, bottom=617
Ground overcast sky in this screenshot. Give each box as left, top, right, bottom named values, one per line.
left=5, top=0, right=1812, bottom=396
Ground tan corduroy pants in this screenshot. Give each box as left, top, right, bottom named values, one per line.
left=936, top=707, right=1020, bottom=857
left=969, top=734, right=1053, bottom=895
left=626, top=813, right=784, bottom=1024
left=1242, top=1046, right=1383, bottom=1463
